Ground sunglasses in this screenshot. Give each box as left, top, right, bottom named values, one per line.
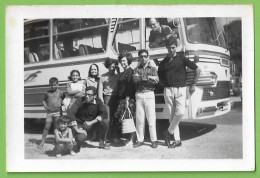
left=139, top=55, right=148, bottom=58
left=86, top=93, right=95, bottom=96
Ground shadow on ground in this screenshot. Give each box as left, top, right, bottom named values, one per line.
left=25, top=118, right=216, bottom=144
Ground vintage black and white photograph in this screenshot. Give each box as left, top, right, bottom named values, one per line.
left=6, top=5, right=254, bottom=172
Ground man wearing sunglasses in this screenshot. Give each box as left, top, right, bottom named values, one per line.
left=132, top=49, right=159, bottom=149
left=67, top=86, right=110, bottom=151
left=158, top=37, right=201, bottom=149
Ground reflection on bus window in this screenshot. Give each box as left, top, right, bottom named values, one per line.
left=53, top=19, right=109, bottom=59
left=113, top=19, right=140, bottom=53
left=184, top=18, right=226, bottom=48
left=145, top=18, right=180, bottom=49
left=24, top=20, right=50, bottom=64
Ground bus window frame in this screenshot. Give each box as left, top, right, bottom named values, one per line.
left=52, top=19, right=110, bottom=60
left=183, top=18, right=227, bottom=49
left=112, top=18, right=141, bottom=54
left=144, top=18, right=182, bottom=50
left=24, top=19, right=51, bottom=65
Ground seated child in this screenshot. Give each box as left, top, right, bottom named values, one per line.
left=54, top=116, right=75, bottom=157
left=38, top=77, right=65, bottom=148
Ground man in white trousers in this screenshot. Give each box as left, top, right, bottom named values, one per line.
left=132, top=49, right=159, bottom=149
left=158, top=37, right=201, bottom=148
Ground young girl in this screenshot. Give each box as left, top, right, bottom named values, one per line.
left=54, top=116, right=75, bottom=157
left=63, top=70, right=86, bottom=111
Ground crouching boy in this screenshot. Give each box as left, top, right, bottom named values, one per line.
left=54, top=116, right=75, bottom=157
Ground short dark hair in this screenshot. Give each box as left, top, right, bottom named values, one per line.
left=58, top=115, right=71, bottom=124
left=49, top=77, right=58, bottom=84
left=118, top=51, right=133, bottom=65
left=138, top=49, right=149, bottom=57
left=85, top=86, right=97, bottom=95
left=88, top=63, right=100, bottom=79
left=104, top=58, right=118, bottom=68
left=68, top=70, right=81, bottom=81
left=165, top=36, right=178, bottom=47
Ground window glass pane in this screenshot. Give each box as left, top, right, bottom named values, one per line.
left=113, top=19, right=140, bottom=53
left=24, top=20, right=50, bottom=64
left=53, top=19, right=109, bottom=59
left=24, top=21, right=49, bottom=39
left=145, top=18, right=180, bottom=49
left=184, top=18, right=226, bottom=48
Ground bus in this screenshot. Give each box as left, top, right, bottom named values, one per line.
left=24, top=18, right=231, bottom=120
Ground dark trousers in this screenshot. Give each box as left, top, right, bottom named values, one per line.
left=74, top=119, right=110, bottom=144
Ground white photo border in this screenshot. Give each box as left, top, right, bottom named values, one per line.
left=6, top=5, right=254, bottom=172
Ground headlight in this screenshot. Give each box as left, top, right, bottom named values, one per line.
left=211, top=72, right=218, bottom=84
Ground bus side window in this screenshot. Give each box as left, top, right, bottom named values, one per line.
left=145, top=18, right=180, bottom=49
left=113, top=19, right=140, bottom=53
left=53, top=19, right=109, bottom=59
left=24, top=20, right=50, bottom=64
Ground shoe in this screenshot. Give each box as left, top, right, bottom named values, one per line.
left=99, top=141, right=111, bottom=150
left=163, top=130, right=172, bottom=147
left=73, top=142, right=81, bottom=153
left=168, top=140, right=182, bottom=149
left=113, top=138, right=120, bottom=143
left=56, top=154, right=61, bottom=158
left=125, top=139, right=133, bottom=146
left=70, top=151, right=76, bottom=156
left=151, top=141, right=158, bottom=149
left=133, top=141, right=144, bottom=148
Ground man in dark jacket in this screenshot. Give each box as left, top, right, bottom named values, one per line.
left=158, top=38, right=201, bottom=148
left=68, top=86, right=110, bottom=151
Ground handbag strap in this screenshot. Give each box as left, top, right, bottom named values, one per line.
left=121, top=107, right=134, bottom=121
left=120, top=109, right=127, bottom=122
left=127, top=107, right=133, bottom=120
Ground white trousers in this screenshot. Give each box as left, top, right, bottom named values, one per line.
left=135, top=91, right=157, bottom=142
left=164, top=87, right=186, bottom=141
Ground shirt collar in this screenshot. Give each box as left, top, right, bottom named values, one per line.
left=138, top=61, right=152, bottom=69
left=159, top=26, right=162, bottom=33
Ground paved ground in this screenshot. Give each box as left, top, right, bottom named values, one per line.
left=24, top=97, right=242, bottom=159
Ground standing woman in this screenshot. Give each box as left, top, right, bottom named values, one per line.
left=86, top=64, right=100, bottom=89
left=85, top=63, right=100, bottom=141
left=114, top=52, right=136, bottom=145
left=98, top=58, right=120, bottom=143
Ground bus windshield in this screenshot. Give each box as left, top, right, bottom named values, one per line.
left=184, top=18, right=227, bottom=48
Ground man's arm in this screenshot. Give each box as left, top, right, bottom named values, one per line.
left=83, top=102, right=107, bottom=128
left=149, top=42, right=161, bottom=49
left=183, top=56, right=201, bottom=94
left=189, top=67, right=201, bottom=94
left=147, top=67, right=159, bottom=85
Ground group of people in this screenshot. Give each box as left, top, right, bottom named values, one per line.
left=37, top=18, right=201, bottom=158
